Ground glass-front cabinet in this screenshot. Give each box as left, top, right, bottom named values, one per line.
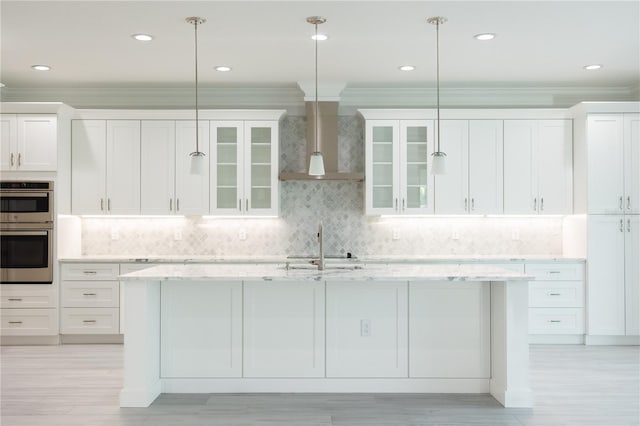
left=365, top=119, right=434, bottom=215
left=210, top=121, right=279, bottom=216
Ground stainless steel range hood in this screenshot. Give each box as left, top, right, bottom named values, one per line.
left=279, top=101, right=364, bottom=181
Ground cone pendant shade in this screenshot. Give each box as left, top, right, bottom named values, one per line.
left=308, top=152, right=326, bottom=176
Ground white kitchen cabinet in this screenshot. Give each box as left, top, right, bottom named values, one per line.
left=175, top=121, right=209, bottom=215
left=586, top=114, right=639, bottom=214
left=624, top=215, right=640, bottom=335
left=409, top=281, right=490, bottom=378
left=161, top=281, right=242, bottom=378
left=434, top=120, right=504, bottom=214
left=587, top=215, right=627, bottom=336
left=140, top=121, right=176, bottom=215
left=71, top=120, right=140, bottom=214
left=243, top=281, right=324, bottom=377
left=0, top=114, right=57, bottom=171
left=504, top=120, right=572, bottom=214
left=365, top=119, right=435, bottom=215
left=326, top=281, right=408, bottom=378
left=119, top=263, right=155, bottom=335
left=0, top=284, right=58, bottom=337
left=210, top=121, right=279, bottom=216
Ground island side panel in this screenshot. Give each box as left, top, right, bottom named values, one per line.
left=490, top=280, right=533, bottom=408
left=119, top=279, right=161, bottom=408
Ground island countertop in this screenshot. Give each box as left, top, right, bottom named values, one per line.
left=118, top=263, right=533, bottom=282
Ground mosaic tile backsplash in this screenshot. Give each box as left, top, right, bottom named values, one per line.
left=80, top=115, right=563, bottom=257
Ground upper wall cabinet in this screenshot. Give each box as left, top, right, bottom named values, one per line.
left=364, top=119, right=435, bottom=215
left=504, top=120, right=572, bottom=214
left=1, top=114, right=57, bottom=172
left=587, top=114, right=639, bottom=214
left=434, top=120, right=504, bottom=215
left=71, top=120, right=141, bottom=215
left=210, top=121, right=279, bottom=216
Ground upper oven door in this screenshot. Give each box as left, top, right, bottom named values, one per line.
left=0, top=227, right=53, bottom=284
left=0, top=191, right=53, bottom=223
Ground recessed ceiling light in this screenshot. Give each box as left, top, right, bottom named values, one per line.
left=31, top=65, right=51, bottom=71
left=474, top=33, right=496, bottom=41
left=311, top=34, right=328, bottom=41
left=132, top=34, right=154, bottom=41
left=583, top=64, right=603, bottom=70
left=215, top=66, right=232, bottom=72
left=399, top=65, right=415, bottom=71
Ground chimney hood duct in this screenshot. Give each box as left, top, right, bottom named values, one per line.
left=279, top=101, right=364, bottom=181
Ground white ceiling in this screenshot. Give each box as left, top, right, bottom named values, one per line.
left=1, top=1, right=639, bottom=98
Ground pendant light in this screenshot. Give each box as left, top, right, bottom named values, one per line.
left=187, top=17, right=206, bottom=174
left=428, top=16, right=447, bottom=175
left=307, top=16, right=326, bottom=177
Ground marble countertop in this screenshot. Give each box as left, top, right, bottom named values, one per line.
left=119, top=263, right=533, bottom=282
left=59, top=254, right=585, bottom=264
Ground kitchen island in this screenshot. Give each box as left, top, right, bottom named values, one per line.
left=118, top=263, right=533, bottom=408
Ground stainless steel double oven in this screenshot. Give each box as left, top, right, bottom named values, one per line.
left=0, top=181, right=54, bottom=284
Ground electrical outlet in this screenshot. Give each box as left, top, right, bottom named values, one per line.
left=110, top=230, right=119, bottom=240
left=392, top=228, right=400, bottom=240
left=239, top=229, right=247, bottom=240
left=452, top=229, right=460, bottom=240
left=174, top=230, right=182, bottom=241
left=361, top=319, right=371, bottom=337
left=511, top=229, right=520, bottom=241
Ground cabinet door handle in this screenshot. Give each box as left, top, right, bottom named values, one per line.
left=402, top=198, right=405, bottom=211
left=8, top=298, right=23, bottom=301
left=107, top=198, right=111, bottom=211
left=620, top=218, right=624, bottom=232
left=82, top=293, right=97, bottom=296
left=83, top=271, right=97, bottom=275
left=17, top=153, right=21, bottom=166
left=620, top=196, right=624, bottom=210
left=176, top=199, right=180, bottom=212
left=471, top=198, right=475, bottom=211
left=540, top=197, right=544, bottom=211
left=628, top=218, right=632, bottom=233
left=8, top=321, right=23, bottom=325
left=464, top=198, right=468, bottom=211
left=239, top=199, right=242, bottom=211
left=395, top=198, right=398, bottom=211
left=82, top=320, right=97, bottom=324
left=10, top=153, right=14, bottom=167
left=246, top=199, right=249, bottom=211
left=628, top=196, right=632, bottom=211
left=533, top=198, right=537, bottom=211
left=169, top=199, right=173, bottom=212
left=100, top=198, right=104, bottom=211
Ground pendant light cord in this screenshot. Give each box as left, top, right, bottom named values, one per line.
left=314, top=21, right=319, bottom=154
left=194, top=19, right=200, bottom=154
left=435, top=19, right=440, bottom=153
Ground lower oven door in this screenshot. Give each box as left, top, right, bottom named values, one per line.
left=0, top=227, right=53, bottom=284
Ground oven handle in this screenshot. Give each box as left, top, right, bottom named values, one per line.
left=0, top=192, right=50, bottom=198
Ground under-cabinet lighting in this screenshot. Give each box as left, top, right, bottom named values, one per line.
left=202, top=215, right=278, bottom=219
left=80, top=215, right=186, bottom=219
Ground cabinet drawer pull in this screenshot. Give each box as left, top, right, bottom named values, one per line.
left=548, top=293, right=561, bottom=296
left=8, top=321, right=23, bottom=324
left=7, top=298, right=23, bottom=301
left=628, top=196, right=632, bottom=210
left=548, top=320, right=561, bottom=323
left=83, top=271, right=97, bottom=275
left=548, top=271, right=561, bottom=274
left=82, top=293, right=97, bottom=296
left=83, top=320, right=97, bottom=324
left=619, top=196, right=624, bottom=210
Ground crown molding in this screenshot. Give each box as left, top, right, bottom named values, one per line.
left=1, top=84, right=637, bottom=116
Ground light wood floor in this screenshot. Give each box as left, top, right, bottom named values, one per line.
left=1, top=344, right=638, bottom=425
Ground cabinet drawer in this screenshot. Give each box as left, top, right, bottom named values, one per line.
left=61, top=281, right=119, bottom=308
left=1, top=308, right=57, bottom=336
left=61, top=263, right=119, bottom=281
left=0, top=285, right=56, bottom=308
left=529, top=308, right=584, bottom=334
left=60, top=308, right=120, bottom=334
left=525, top=263, right=584, bottom=281
left=529, top=281, right=584, bottom=308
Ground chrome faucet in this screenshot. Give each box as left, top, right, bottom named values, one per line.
left=317, top=222, right=325, bottom=271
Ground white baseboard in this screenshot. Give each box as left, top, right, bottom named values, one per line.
left=61, top=334, right=124, bottom=344
left=0, top=335, right=60, bottom=345
left=585, top=335, right=640, bottom=345
left=529, top=334, right=584, bottom=344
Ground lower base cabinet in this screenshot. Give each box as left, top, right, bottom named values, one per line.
left=161, top=281, right=242, bottom=378
left=243, top=281, right=325, bottom=377
left=326, top=281, right=408, bottom=377
left=0, top=284, right=58, bottom=336
left=409, top=281, right=490, bottom=378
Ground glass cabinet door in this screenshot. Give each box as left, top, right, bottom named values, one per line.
left=400, top=120, right=434, bottom=214
left=210, top=121, right=244, bottom=215
left=244, top=121, right=278, bottom=216
left=365, top=120, right=399, bottom=215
